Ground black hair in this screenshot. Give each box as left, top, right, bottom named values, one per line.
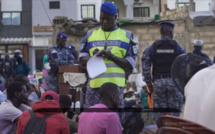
left=160, top=24, right=173, bottom=37
left=7, top=81, right=26, bottom=100
left=99, top=83, right=119, bottom=99
left=13, top=75, right=30, bottom=91
left=13, top=75, right=28, bottom=83
left=5, top=77, right=13, bottom=89
left=59, top=94, right=72, bottom=113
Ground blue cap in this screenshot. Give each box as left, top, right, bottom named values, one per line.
left=101, top=2, right=117, bottom=15
left=160, top=21, right=175, bottom=28
left=57, top=32, right=67, bottom=39
left=67, top=44, right=75, bottom=49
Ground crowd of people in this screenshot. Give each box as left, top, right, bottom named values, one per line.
left=0, top=1, right=214, bottom=134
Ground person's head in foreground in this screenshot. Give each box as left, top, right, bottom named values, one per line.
left=41, top=91, right=59, bottom=102
left=99, top=82, right=120, bottom=109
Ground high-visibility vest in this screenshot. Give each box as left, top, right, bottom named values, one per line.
left=87, top=27, right=132, bottom=88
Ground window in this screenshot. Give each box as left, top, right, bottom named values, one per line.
left=178, top=2, right=189, bottom=7
left=81, top=5, right=95, bottom=18
left=50, top=1, right=60, bottom=9
left=2, top=12, right=21, bottom=25
left=178, top=2, right=195, bottom=11
left=133, top=7, right=150, bottom=17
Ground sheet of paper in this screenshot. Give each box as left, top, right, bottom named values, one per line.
left=87, top=55, right=107, bottom=79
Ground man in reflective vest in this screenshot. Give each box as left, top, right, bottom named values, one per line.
left=142, top=21, right=185, bottom=121
left=79, top=2, right=136, bottom=108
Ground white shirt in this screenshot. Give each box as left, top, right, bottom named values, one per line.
left=0, top=100, right=23, bottom=134
left=183, top=64, right=215, bottom=131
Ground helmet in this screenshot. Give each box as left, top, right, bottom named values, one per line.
left=15, top=49, right=21, bottom=53
left=193, top=38, right=203, bottom=47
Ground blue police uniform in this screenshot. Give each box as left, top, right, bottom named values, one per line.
left=142, top=32, right=185, bottom=121
left=193, top=50, right=213, bottom=65
left=46, top=33, right=75, bottom=93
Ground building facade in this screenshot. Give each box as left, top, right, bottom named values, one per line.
left=0, top=0, right=32, bottom=64
left=167, top=0, right=214, bottom=11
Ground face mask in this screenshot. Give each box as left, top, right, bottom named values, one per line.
left=194, top=47, right=202, bottom=52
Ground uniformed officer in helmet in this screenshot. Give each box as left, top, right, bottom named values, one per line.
left=192, top=38, right=213, bottom=65
left=142, top=21, right=185, bottom=121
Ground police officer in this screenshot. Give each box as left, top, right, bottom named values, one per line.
left=142, top=21, right=185, bottom=121
left=79, top=2, right=136, bottom=108
left=2, top=53, right=13, bottom=80
left=193, top=38, right=213, bottom=65
left=46, top=32, right=75, bottom=93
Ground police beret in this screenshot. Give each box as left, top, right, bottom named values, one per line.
left=57, top=32, right=67, bottom=39
left=160, top=21, right=175, bottom=28
left=101, top=2, right=117, bottom=15
left=67, top=44, right=75, bottom=49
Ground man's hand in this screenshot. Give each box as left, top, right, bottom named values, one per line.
left=96, top=50, right=113, bottom=59
left=93, top=48, right=100, bottom=56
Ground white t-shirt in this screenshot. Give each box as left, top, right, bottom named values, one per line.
left=0, top=100, right=31, bottom=134
left=183, top=64, right=215, bottom=131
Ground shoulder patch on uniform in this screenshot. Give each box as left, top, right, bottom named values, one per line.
left=133, top=45, right=138, bottom=55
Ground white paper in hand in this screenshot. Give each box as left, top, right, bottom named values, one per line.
left=87, top=55, right=107, bottom=79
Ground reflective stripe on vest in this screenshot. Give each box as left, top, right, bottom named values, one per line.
left=87, top=28, right=132, bottom=88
